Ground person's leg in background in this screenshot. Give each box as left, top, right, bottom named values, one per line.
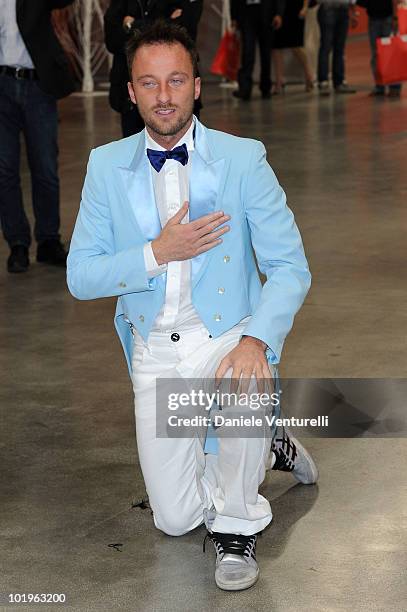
left=272, top=49, right=285, bottom=94
left=258, top=15, right=273, bottom=98
left=177, top=0, right=203, bottom=116
left=292, top=47, right=314, bottom=90
left=193, top=65, right=203, bottom=119
left=368, top=17, right=386, bottom=95
left=22, top=80, right=66, bottom=266
left=317, top=5, right=335, bottom=94
left=381, top=15, right=402, bottom=97
left=332, top=6, right=356, bottom=92
left=0, top=75, right=31, bottom=272
left=235, top=9, right=258, bottom=100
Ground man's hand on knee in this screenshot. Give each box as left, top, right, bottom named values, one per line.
left=215, top=336, right=274, bottom=396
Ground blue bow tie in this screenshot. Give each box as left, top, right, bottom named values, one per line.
left=146, top=143, right=189, bottom=173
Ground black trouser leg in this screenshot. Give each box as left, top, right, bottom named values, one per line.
left=332, top=8, right=349, bottom=87
left=0, top=75, right=31, bottom=247
left=238, top=13, right=258, bottom=98
left=258, top=20, right=272, bottom=95
left=23, top=81, right=60, bottom=244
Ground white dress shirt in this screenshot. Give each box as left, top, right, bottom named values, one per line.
left=0, top=0, right=35, bottom=69
left=143, top=119, right=206, bottom=333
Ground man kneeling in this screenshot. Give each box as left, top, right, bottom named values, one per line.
left=67, top=21, right=318, bottom=591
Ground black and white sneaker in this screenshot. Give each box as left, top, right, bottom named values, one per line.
left=204, top=531, right=259, bottom=591
left=272, top=426, right=318, bottom=485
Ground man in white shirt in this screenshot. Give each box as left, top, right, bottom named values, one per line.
left=67, top=21, right=318, bottom=591
left=0, top=0, right=74, bottom=273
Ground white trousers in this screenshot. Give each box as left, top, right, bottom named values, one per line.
left=131, top=321, right=273, bottom=537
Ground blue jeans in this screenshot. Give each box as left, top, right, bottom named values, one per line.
left=0, top=74, right=60, bottom=248
left=368, top=16, right=402, bottom=91
left=317, top=5, right=349, bottom=86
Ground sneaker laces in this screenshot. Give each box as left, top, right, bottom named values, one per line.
left=203, top=532, right=257, bottom=561
left=272, top=427, right=297, bottom=472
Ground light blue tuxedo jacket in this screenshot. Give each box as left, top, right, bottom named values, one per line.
left=67, top=119, right=311, bottom=376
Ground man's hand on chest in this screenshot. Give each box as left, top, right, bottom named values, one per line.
left=152, top=203, right=231, bottom=265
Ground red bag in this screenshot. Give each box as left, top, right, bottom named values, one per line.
left=376, top=35, right=407, bottom=85
left=398, top=7, right=407, bottom=35
left=210, top=30, right=240, bottom=81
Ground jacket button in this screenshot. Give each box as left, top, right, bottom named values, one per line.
left=119, top=281, right=127, bottom=288
left=171, top=332, right=180, bottom=342
left=214, top=314, right=221, bottom=321
left=223, top=255, right=230, bottom=263
left=139, top=315, right=144, bottom=322
left=218, top=287, right=225, bottom=294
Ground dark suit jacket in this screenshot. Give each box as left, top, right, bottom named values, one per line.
left=16, top=0, right=76, bottom=99
left=104, top=0, right=181, bottom=113
left=231, top=0, right=285, bottom=23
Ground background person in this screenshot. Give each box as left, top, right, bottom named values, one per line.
left=177, top=0, right=204, bottom=41
left=0, top=0, right=75, bottom=273
left=272, top=0, right=315, bottom=94
left=317, top=0, right=359, bottom=95
left=364, top=0, right=402, bottom=97
left=104, top=0, right=183, bottom=137
left=231, top=0, right=285, bottom=100
left=104, top=0, right=202, bottom=138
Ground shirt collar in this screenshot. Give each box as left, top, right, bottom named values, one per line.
left=145, top=116, right=195, bottom=153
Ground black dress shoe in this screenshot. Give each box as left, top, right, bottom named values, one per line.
left=36, top=239, right=67, bottom=267
left=388, top=89, right=401, bottom=99
left=232, top=90, right=251, bottom=101
left=7, top=245, right=29, bottom=273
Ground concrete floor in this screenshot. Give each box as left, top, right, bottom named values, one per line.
left=1, top=38, right=407, bottom=611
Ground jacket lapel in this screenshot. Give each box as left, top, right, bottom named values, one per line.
left=114, top=121, right=228, bottom=290
left=116, top=132, right=162, bottom=242
left=190, top=120, right=228, bottom=288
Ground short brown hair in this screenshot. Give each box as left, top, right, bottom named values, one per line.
left=126, top=20, right=199, bottom=78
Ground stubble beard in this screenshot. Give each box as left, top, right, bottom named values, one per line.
left=141, top=98, right=195, bottom=139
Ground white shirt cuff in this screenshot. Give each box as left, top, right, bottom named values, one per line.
left=143, top=242, right=167, bottom=278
